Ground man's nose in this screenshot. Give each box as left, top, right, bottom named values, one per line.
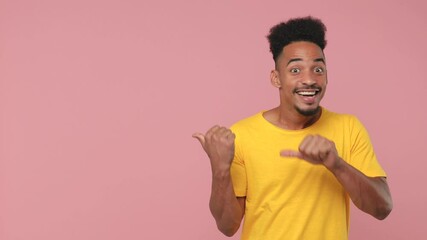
left=301, top=72, right=316, bottom=86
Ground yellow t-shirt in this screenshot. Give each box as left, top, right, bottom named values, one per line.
left=230, top=108, right=386, bottom=240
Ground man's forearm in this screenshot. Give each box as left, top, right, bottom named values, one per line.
left=328, top=157, right=393, bottom=220
left=209, top=170, right=244, bottom=237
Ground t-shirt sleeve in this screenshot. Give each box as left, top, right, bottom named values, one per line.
left=230, top=126, right=247, bottom=197
left=349, top=116, right=387, bottom=177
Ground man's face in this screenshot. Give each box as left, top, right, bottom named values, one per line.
left=271, top=41, right=327, bottom=116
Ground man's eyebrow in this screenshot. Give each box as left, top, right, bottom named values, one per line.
left=287, top=57, right=325, bottom=66
left=314, top=58, right=325, bottom=63
left=287, top=58, right=302, bottom=66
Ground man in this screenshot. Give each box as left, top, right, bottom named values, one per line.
left=193, top=16, right=393, bottom=239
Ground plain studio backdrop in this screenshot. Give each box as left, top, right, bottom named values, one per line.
left=1, top=0, right=426, bottom=239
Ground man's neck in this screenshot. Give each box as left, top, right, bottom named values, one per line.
left=263, top=107, right=322, bottom=130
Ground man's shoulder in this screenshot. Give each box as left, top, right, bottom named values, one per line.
left=230, top=111, right=264, bottom=132
left=322, top=108, right=358, bottom=123
left=321, top=108, right=365, bottom=130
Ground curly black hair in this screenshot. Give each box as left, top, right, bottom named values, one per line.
left=267, top=16, right=327, bottom=62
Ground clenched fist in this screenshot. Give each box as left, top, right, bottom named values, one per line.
left=193, top=125, right=236, bottom=172
left=280, top=134, right=340, bottom=170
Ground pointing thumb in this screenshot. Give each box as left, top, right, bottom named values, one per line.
left=192, top=133, right=206, bottom=146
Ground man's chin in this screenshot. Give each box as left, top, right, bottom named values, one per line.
left=296, top=106, right=321, bottom=117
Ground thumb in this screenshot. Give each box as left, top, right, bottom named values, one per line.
left=280, top=150, right=303, bottom=158
left=192, top=133, right=206, bottom=147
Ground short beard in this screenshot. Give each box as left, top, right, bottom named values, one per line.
left=295, top=106, right=320, bottom=117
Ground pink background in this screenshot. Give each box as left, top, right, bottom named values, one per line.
left=1, top=0, right=426, bottom=239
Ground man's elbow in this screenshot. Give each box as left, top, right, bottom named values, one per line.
left=217, top=222, right=241, bottom=237
left=220, top=229, right=238, bottom=237
left=374, top=199, right=393, bottom=220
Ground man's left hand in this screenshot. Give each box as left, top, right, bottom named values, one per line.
left=280, top=135, right=340, bottom=170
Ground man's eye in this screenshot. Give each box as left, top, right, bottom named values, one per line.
left=290, top=68, right=300, bottom=73
left=315, top=67, right=324, bottom=73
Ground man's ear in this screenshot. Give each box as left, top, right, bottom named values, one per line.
left=270, top=70, right=281, bottom=88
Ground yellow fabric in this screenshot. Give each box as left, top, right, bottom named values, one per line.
left=230, top=108, right=386, bottom=240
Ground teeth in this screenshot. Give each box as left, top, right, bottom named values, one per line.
left=297, top=91, right=317, bottom=96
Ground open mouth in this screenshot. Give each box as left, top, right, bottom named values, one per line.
left=295, top=89, right=320, bottom=97
left=294, top=88, right=321, bottom=104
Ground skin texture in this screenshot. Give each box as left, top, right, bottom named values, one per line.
left=193, top=41, right=393, bottom=236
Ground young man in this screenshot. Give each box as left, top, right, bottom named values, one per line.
left=193, top=16, right=393, bottom=240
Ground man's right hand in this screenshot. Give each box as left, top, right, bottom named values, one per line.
left=192, top=125, right=236, bottom=172
left=193, top=126, right=243, bottom=236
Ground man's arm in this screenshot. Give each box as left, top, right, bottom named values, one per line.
left=210, top=173, right=246, bottom=236
left=193, top=126, right=245, bottom=236
left=329, top=160, right=392, bottom=219
left=281, top=135, right=393, bottom=220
